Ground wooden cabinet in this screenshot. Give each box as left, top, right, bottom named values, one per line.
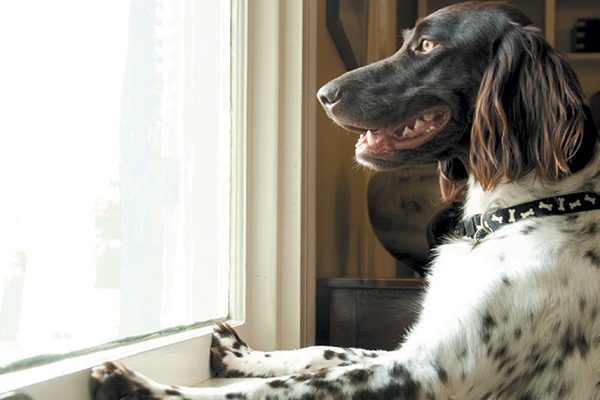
left=316, top=279, right=424, bottom=350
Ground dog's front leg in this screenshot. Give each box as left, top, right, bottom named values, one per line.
left=211, top=323, right=387, bottom=378
left=91, top=356, right=447, bottom=400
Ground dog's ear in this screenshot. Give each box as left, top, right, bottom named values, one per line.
left=438, top=158, right=468, bottom=202
left=470, top=23, right=596, bottom=191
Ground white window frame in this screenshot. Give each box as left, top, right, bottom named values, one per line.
left=0, top=1, right=317, bottom=398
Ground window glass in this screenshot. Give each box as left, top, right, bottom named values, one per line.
left=0, top=0, right=232, bottom=371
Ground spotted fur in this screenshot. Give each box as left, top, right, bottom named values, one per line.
left=90, top=2, right=600, bottom=399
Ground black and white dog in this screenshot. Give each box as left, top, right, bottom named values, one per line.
left=91, top=2, right=600, bottom=399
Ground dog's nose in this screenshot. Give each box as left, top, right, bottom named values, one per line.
left=317, top=82, right=341, bottom=107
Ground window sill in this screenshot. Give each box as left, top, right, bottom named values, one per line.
left=2, top=322, right=243, bottom=397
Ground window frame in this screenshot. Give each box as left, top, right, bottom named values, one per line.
left=0, top=0, right=317, bottom=398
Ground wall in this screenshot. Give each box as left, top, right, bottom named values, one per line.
left=315, top=0, right=379, bottom=278
left=315, top=0, right=421, bottom=279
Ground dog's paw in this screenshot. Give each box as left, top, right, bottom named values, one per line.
left=210, top=323, right=254, bottom=377
left=90, top=362, right=162, bottom=400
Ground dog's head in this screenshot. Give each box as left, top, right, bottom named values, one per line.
left=318, top=1, right=597, bottom=201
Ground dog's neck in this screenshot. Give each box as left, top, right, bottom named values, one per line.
left=462, top=144, right=600, bottom=220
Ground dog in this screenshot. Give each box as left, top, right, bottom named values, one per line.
left=90, top=2, right=600, bottom=399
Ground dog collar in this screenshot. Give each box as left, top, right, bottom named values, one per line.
left=457, top=191, right=600, bottom=240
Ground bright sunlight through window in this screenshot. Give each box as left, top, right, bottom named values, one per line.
left=0, top=0, right=234, bottom=371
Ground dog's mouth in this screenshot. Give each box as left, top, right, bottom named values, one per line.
left=351, top=107, right=450, bottom=157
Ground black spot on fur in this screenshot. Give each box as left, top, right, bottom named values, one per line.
left=211, top=349, right=227, bottom=377
left=435, top=364, right=449, bottom=384
left=557, top=382, right=573, bottom=397
left=363, top=351, right=379, bottom=358
left=518, top=392, right=536, bottom=400
left=226, top=393, right=248, bottom=400
left=493, top=344, right=508, bottom=362
left=591, top=306, right=598, bottom=320
left=505, top=364, right=516, bottom=376
left=529, top=358, right=548, bottom=377
left=481, top=312, right=497, bottom=344
left=521, top=224, right=537, bottom=235
left=501, top=276, right=511, bottom=286
left=355, top=381, right=421, bottom=400
left=579, top=297, right=587, bottom=312
left=215, top=323, right=248, bottom=347
left=344, top=368, right=372, bottom=383
left=486, top=344, right=494, bottom=358
left=268, top=379, right=289, bottom=389
left=323, top=350, right=335, bottom=360
left=134, top=388, right=152, bottom=396
left=561, top=326, right=575, bottom=357
left=308, top=378, right=342, bottom=395
left=553, top=359, right=564, bottom=371
left=580, top=222, right=597, bottom=236
left=576, top=331, right=590, bottom=358
left=165, top=388, right=181, bottom=396
left=386, top=363, right=421, bottom=396
left=225, top=369, right=248, bottom=378
left=264, top=353, right=272, bottom=357
left=292, top=374, right=311, bottom=382
left=314, top=368, right=330, bottom=379
left=481, top=391, right=493, bottom=399
left=233, top=351, right=243, bottom=358
left=585, top=250, right=600, bottom=267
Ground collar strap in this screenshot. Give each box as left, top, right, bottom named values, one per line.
left=457, top=191, right=600, bottom=240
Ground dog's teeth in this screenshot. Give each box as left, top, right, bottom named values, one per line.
left=402, top=126, right=414, bottom=137
left=423, top=113, right=436, bottom=121
left=356, top=133, right=367, bottom=148
left=414, top=118, right=425, bottom=129
left=426, top=126, right=436, bottom=133
left=366, top=130, right=375, bottom=145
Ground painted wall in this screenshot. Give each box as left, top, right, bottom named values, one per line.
left=315, top=1, right=406, bottom=279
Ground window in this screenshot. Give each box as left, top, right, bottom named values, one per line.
left=0, top=0, right=237, bottom=375
left=0, top=0, right=311, bottom=397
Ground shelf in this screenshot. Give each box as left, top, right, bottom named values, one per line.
left=566, top=52, right=600, bottom=62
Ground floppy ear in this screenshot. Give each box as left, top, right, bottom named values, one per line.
left=438, top=158, right=468, bottom=202
left=470, top=23, right=596, bottom=191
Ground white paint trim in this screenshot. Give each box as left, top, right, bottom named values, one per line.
left=237, top=0, right=309, bottom=352
left=301, top=0, right=318, bottom=347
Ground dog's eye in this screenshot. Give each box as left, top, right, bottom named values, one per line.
left=417, top=38, right=438, bottom=53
